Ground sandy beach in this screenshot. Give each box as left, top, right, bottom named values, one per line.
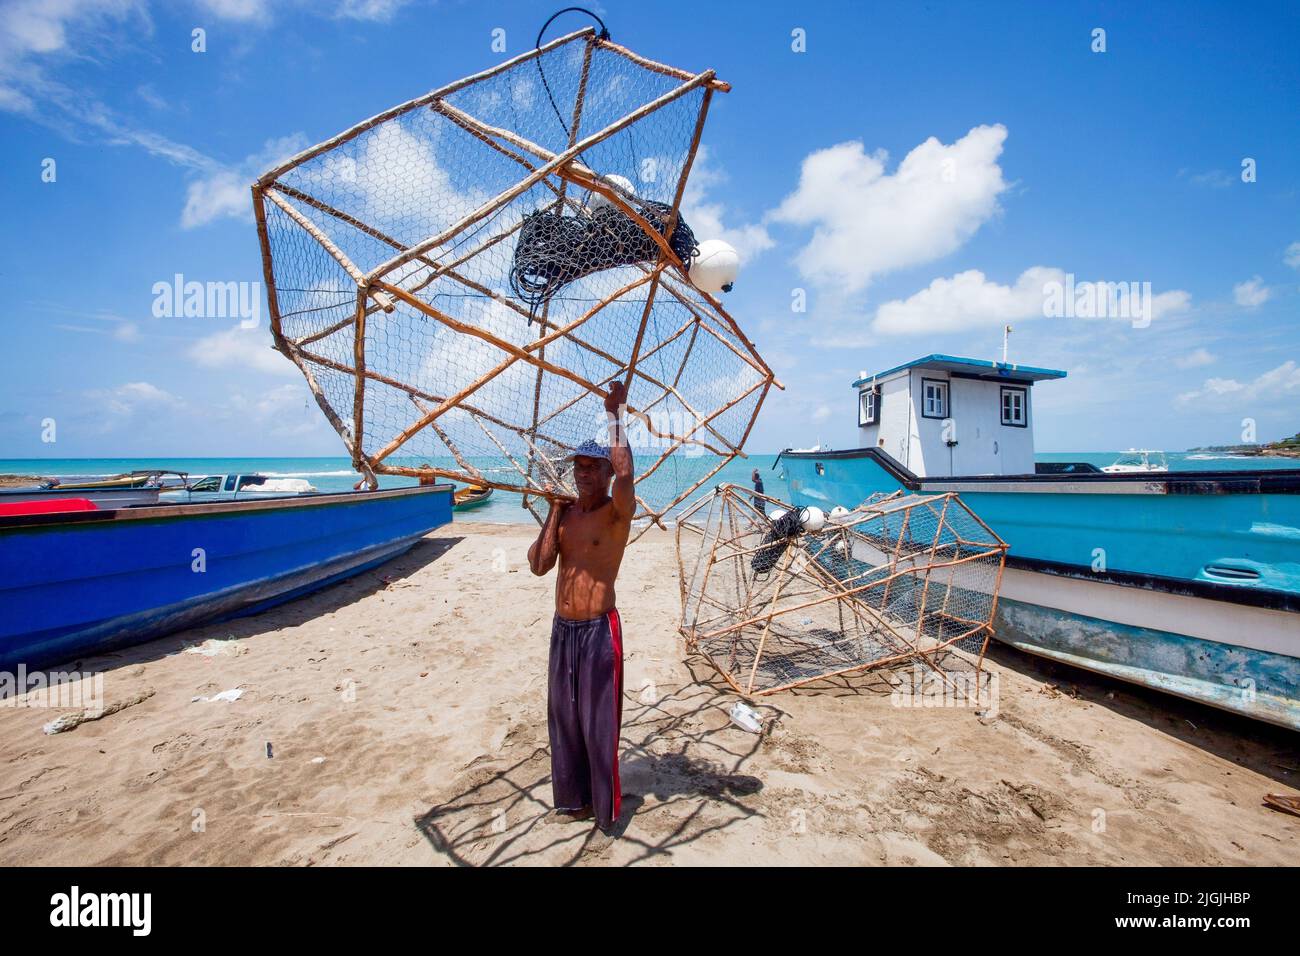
left=1, top=522, right=1296, bottom=866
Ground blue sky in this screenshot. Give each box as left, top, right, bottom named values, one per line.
left=1, top=0, right=1297, bottom=458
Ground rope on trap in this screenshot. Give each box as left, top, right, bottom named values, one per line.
left=509, top=195, right=699, bottom=321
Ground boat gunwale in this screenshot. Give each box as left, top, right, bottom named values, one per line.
left=0, top=483, right=456, bottom=531
left=779, top=446, right=1300, bottom=494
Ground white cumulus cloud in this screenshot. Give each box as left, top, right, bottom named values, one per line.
left=868, top=267, right=1191, bottom=337
left=1233, top=276, right=1271, bottom=308
left=189, top=326, right=299, bottom=376
left=86, top=380, right=178, bottom=429
left=195, top=0, right=269, bottom=21
left=680, top=147, right=774, bottom=265
left=182, top=134, right=309, bottom=228
left=872, top=266, right=1061, bottom=336
left=770, top=124, right=1010, bottom=293
left=1174, top=348, right=1215, bottom=369
left=0, top=1, right=151, bottom=118
left=1177, top=361, right=1300, bottom=406
left=194, top=1, right=412, bottom=24
left=335, top=0, right=411, bottom=21
left=0, top=0, right=146, bottom=59
left=2, top=0, right=408, bottom=229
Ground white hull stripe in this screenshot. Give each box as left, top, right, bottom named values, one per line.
left=998, top=565, right=1298, bottom=659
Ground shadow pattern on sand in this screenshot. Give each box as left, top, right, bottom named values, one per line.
left=415, top=676, right=769, bottom=866
left=982, top=641, right=1300, bottom=788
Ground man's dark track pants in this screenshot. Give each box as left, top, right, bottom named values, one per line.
left=547, top=609, right=624, bottom=830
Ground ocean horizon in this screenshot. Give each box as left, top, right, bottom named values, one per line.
left=5, top=451, right=1297, bottom=525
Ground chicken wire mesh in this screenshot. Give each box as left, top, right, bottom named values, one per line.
left=252, top=28, right=774, bottom=536
left=676, top=485, right=1008, bottom=697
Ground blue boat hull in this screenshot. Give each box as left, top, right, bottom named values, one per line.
left=0, top=485, right=454, bottom=671
left=781, top=448, right=1300, bottom=730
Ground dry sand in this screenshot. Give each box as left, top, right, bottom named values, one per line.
left=1, top=523, right=1297, bottom=866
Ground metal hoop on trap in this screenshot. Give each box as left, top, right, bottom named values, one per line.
left=252, top=27, right=777, bottom=540
left=675, top=484, right=1009, bottom=698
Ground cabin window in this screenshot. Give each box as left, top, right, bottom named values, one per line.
left=190, top=476, right=221, bottom=492
left=1000, top=386, right=1027, bottom=427
left=921, top=379, right=949, bottom=419
left=858, top=385, right=880, bottom=426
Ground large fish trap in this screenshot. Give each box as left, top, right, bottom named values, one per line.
left=252, top=27, right=775, bottom=537
left=676, top=485, right=1008, bottom=696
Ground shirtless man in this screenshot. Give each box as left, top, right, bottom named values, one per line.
left=527, top=381, right=634, bottom=833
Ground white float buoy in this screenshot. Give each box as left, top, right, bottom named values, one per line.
left=589, top=173, right=635, bottom=211
left=829, top=505, right=850, bottom=521
left=799, top=506, right=826, bottom=533
left=690, top=238, right=740, bottom=294
left=769, top=507, right=788, bottom=523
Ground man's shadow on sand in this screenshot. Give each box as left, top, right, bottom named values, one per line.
left=414, top=675, right=769, bottom=866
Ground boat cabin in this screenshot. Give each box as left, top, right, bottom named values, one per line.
left=853, top=354, right=1066, bottom=477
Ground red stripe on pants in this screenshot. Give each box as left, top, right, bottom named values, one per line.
left=606, top=608, right=623, bottom=825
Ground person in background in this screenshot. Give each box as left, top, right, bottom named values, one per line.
left=751, top=468, right=766, bottom=515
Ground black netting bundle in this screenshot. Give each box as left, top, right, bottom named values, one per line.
left=509, top=199, right=698, bottom=319
left=750, top=508, right=806, bottom=576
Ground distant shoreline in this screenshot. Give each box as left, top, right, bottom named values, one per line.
left=1187, top=445, right=1300, bottom=459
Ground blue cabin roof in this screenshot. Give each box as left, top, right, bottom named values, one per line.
left=851, top=354, right=1068, bottom=388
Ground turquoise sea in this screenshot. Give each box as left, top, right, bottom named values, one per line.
left=3, top=451, right=1296, bottom=525
left=0, top=455, right=789, bottom=525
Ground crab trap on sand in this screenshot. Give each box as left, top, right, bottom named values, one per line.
left=676, top=485, right=1009, bottom=697
left=252, top=25, right=775, bottom=538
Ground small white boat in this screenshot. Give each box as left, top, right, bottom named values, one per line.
left=1102, top=449, right=1169, bottom=473
left=0, top=470, right=189, bottom=509
left=160, top=474, right=317, bottom=502
left=786, top=443, right=830, bottom=453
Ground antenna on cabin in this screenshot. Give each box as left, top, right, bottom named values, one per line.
left=1002, top=325, right=1013, bottom=365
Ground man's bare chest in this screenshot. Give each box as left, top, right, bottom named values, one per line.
left=559, top=511, right=615, bottom=556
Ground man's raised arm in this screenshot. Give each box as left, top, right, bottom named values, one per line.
left=527, top=490, right=567, bottom=575
left=605, top=380, right=635, bottom=519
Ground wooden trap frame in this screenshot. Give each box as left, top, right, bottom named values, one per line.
left=676, top=484, right=1009, bottom=697
left=251, top=28, right=777, bottom=538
